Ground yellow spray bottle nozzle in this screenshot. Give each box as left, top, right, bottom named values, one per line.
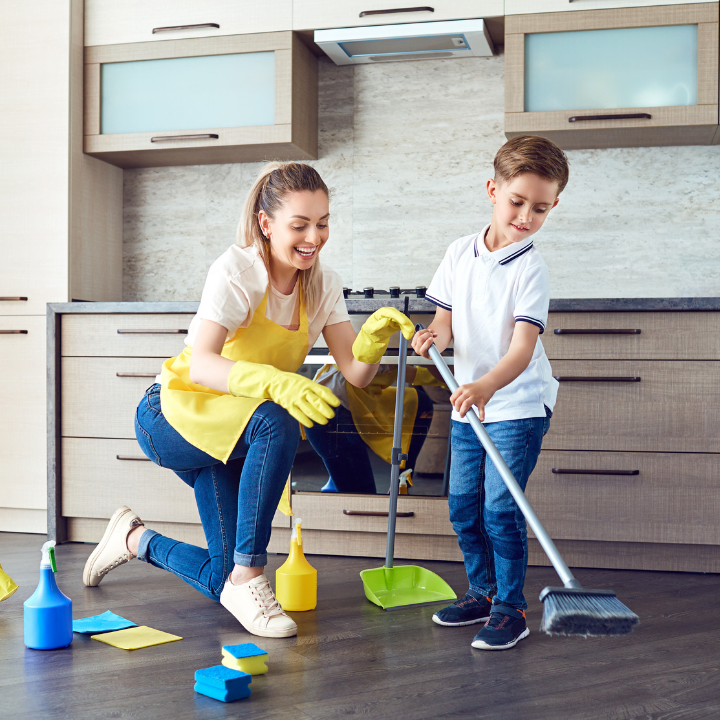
left=293, top=518, right=302, bottom=546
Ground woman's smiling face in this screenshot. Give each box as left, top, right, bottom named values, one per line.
left=259, top=189, right=330, bottom=273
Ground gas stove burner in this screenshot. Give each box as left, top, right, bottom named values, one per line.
left=343, top=286, right=427, bottom=299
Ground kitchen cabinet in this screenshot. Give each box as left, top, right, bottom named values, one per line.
left=504, top=3, right=720, bottom=148
left=85, top=0, right=293, bottom=47
left=292, top=0, right=504, bottom=31
left=84, top=32, right=318, bottom=168
left=506, top=0, right=716, bottom=14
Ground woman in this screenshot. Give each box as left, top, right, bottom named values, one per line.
left=82, top=163, right=413, bottom=638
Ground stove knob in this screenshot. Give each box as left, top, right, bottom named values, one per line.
left=389, top=286, right=400, bottom=298
left=415, top=286, right=427, bottom=298
left=363, top=287, right=374, bottom=299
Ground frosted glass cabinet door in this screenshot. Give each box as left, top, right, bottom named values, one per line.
left=101, top=52, right=275, bottom=134
left=525, top=25, right=698, bottom=112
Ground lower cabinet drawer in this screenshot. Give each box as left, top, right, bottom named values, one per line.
left=62, top=438, right=288, bottom=528
left=544, top=360, right=720, bottom=453
left=62, top=357, right=164, bottom=438
left=291, top=492, right=453, bottom=536
left=527, top=450, right=720, bottom=545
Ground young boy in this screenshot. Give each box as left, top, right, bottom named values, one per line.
left=412, top=135, right=568, bottom=650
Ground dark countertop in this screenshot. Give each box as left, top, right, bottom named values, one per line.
left=48, top=297, right=720, bottom=315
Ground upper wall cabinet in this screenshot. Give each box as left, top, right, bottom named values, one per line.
left=505, top=3, right=719, bottom=149
left=292, top=1, right=504, bottom=31
left=85, top=0, right=292, bottom=46
left=84, top=33, right=318, bottom=168
left=506, top=0, right=716, bottom=14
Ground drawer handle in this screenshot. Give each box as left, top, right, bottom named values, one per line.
left=569, top=113, right=652, bottom=122
left=343, top=509, right=415, bottom=517
left=116, top=455, right=151, bottom=461
left=0, top=296, right=28, bottom=301
left=152, top=23, right=220, bottom=34
left=0, top=330, right=28, bottom=334
left=151, top=134, right=219, bottom=143
left=554, top=376, right=641, bottom=382
left=552, top=468, right=639, bottom=476
left=116, top=372, right=159, bottom=378
left=117, top=329, right=188, bottom=334
left=359, top=6, right=434, bottom=17
left=554, top=329, right=641, bottom=335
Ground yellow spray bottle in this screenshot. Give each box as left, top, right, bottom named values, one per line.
left=275, top=518, right=317, bottom=611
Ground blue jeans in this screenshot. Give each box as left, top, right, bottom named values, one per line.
left=304, top=388, right=434, bottom=494
left=449, top=408, right=551, bottom=612
left=134, top=384, right=299, bottom=601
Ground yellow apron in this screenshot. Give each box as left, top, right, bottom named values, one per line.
left=319, top=365, right=418, bottom=467
left=161, top=289, right=309, bottom=513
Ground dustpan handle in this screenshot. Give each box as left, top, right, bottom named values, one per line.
left=386, top=298, right=410, bottom=570
left=417, top=325, right=580, bottom=590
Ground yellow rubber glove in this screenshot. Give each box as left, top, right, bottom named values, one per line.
left=352, top=307, right=415, bottom=365
left=412, top=366, right=448, bottom=389
left=0, top=562, right=18, bottom=602
left=227, top=360, right=340, bottom=428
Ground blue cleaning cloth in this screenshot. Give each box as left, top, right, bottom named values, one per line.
left=223, top=642, right=267, bottom=659
left=72, top=610, right=138, bottom=634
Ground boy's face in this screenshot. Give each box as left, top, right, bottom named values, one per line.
left=487, top=173, right=560, bottom=245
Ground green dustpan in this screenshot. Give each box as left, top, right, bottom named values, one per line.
left=360, top=297, right=456, bottom=611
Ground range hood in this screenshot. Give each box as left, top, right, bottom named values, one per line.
left=315, top=19, right=494, bottom=65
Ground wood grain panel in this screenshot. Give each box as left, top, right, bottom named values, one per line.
left=0, top=508, right=46, bottom=534
left=507, top=0, right=716, bottom=14
left=61, top=314, right=193, bottom=357
left=290, top=35, right=318, bottom=159
left=85, top=0, right=293, bottom=47
left=292, top=0, right=504, bottom=31
left=292, top=493, right=454, bottom=535
left=504, top=33, right=524, bottom=114
left=62, top=438, right=290, bottom=528
left=527, top=450, right=720, bottom=545
left=83, top=64, right=100, bottom=136
left=543, top=360, right=720, bottom=452
left=0, top=317, right=47, bottom=510
left=543, top=312, right=720, bottom=359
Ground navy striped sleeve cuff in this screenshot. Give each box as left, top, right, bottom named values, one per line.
left=515, top=316, right=545, bottom=334
left=425, top=294, right=452, bottom=311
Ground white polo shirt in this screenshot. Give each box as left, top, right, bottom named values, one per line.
left=426, top=225, right=558, bottom=424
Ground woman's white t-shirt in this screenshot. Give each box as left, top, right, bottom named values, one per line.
left=185, top=244, right=350, bottom=348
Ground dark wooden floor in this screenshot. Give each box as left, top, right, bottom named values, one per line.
left=2, top=532, right=720, bottom=720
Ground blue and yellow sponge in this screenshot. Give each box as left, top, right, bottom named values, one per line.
left=222, top=643, right=269, bottom=675
left=194, top=665, right=252, bottom=703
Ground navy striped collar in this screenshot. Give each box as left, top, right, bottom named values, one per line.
left=474, top=227, right=534, bottom=266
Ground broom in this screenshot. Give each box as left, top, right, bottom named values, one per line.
left=417, top=325, right=639, bottom=637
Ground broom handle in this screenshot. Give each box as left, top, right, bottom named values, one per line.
left=386, top=299, right=410, bottom=570
left=420, top=330, right=580, bottom=590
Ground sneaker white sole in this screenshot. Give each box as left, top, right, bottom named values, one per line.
left=82, top=505, right=133, bottom=587
left=432, top=614, right=490, bottom=627
left=471, top=627, right=530, bottom=650
left=219, top=597, right=297, bottom=639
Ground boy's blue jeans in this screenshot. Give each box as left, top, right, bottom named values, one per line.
left=449, top=408, right=551, bottom=613
left=134, top=384, right=299, bottom=601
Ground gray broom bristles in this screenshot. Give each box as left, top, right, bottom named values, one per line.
left=540, top=587, right=639, bottom=637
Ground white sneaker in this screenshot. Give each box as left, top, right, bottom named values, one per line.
left=220, top=574, right=297, bottom=638
left=82, top=506, right=143, bottom=587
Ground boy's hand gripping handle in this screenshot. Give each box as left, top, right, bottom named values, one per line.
left=414, top=324, right=580, bottom=590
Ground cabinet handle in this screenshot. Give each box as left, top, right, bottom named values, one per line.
left=117, top=329, right=188, bottom=334
left=152, top=23, right=220, bottom=34
left=552, top=468, right=639, bottom=476
left=0, top=297, right=28, bottom=301
left=569, top=113, right=652, bottom=123
left=116, top=455, right=151, bottom=461
left=343, top=509, right=415, bottom=517
left=554, top=329, right=641, bottom=335
left=359, top=6, right=434, bottom=17
left=0, top=330, right=28, bottom=334
left=151, top=134, right=219, bottom=143
left=116, top=372, right=159, bottom=378
left=554, top=376, right=641, bottom=382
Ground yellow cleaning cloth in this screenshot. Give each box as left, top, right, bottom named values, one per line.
left=91, top=625, right=182, bottom=650
left=0, top=562, right=18, bottom=602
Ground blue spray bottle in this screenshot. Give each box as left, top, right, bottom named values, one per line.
left=24, top=540, right=73, bottom=650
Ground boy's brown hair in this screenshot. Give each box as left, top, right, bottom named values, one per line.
left=494, top=135, right=569, bottom=194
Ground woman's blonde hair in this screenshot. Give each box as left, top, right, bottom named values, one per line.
left=238, top=162, right=329, bottom=313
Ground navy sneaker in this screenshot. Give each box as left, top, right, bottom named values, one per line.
left=432, top=593, right=492, bottom=627
left=471, top=608, right=529, bottom=650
